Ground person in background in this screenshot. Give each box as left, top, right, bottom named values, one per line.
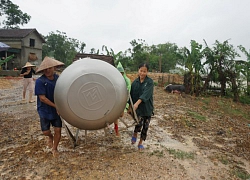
left=20, top=62, right=36, bottom=103
left=35, top=56, right=64, bottom=157
left=128, top=63, right=154, bottom=151
left=114, top=62, right=131, bottom=136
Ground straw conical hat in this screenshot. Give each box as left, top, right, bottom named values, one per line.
left=117, top=62, right=125, bottom=72
left=36, top=56, right=64, bottom=73
left=22, top=62, right=36, bottom=69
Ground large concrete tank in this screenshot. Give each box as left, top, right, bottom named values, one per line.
left=54, top=58, right=128, bottom=130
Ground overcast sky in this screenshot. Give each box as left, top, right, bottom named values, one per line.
left=10, top=0, right=250, bottom=59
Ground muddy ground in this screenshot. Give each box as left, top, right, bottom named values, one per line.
left=0, top=76, right=250, bottom=180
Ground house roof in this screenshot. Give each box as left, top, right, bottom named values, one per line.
left=74, top=53, right=115, bottom=66
left=0, top=28, right=46, bottom=43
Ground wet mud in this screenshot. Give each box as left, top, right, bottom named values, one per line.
left=0, top=76, right=250, bottom=180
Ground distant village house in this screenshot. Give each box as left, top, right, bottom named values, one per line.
left=0, top=28, right=45, bottom=75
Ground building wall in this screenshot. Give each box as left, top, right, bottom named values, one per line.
left=5, top=40, right=22, bottom=49
left=22, top=32, right=43, bottom=49
left=1, top=31, right=43, bottom=70
left=21, top=32, right=43, bottom=67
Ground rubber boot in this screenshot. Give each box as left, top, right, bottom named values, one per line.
left=114, top=124, right=119, bottom=136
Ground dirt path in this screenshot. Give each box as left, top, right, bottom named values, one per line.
left=0, top=77, right=249, bottom=180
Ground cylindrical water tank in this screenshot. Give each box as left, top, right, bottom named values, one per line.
left=54, top=58, right=128, bottom=130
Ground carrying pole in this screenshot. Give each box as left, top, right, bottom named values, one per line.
left=128, top=93, right=139, bottom=124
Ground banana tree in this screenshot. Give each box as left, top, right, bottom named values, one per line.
left=238, top=45, right=250, bottom=95
left=101, top=45, right=122, bottom=66
left=0, top=54, right=14, bottom=67
left=212, top=40, right=240, bottom=98
left=79, top=42, right=86, bottom=53
left=180, top=40, right=204, bottom=95
left=202, top=39, right=219, bottom=93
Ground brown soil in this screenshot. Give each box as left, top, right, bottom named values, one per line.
left=0, top=75, right=250, bottom=180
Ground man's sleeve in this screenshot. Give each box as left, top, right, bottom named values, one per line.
left=35, top=79, right=45, bottom=96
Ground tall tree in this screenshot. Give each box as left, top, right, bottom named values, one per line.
left=115, top=50, right=133, bottom=70
left=42, top=30, right=85, bottom=66
left=0, top=0, right=31, bottom=29
left=150, top=43, right=180, bottom=73
left=129, top=39, right=149, bottom=71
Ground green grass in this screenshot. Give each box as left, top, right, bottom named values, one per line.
left=240, top=95, right=250, bottom=104
left=201, top=97, right=211, bottom=105
left=154, top=81, right=158, bottom=86
left=218, top=156, right=229, bottom=165
left=232, top=167, right=250, bottom=180
left=202, top=105, right=208, bottom=110
left=217, top=100, right=250, bottom=120
left=187, top=110, right=206, bottom=121
left=184, top=119, right=195, bottom=127
left=166, top=148, right=194, bottom=160
left=149, top=148, right=195, bottom=160
left=149, top=150, right=164, bottom=157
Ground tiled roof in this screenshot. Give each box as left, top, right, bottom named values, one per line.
left=0, top=28, right=45, bottom=42
left=74, top=53, right=115, bottom=66
left=0, top=29, right=34, bottom=38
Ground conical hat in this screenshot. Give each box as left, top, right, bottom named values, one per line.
left=36, top=56, right=64, bottom=73
left=117, top=62, right=125, bottom=72
left=22, top=62, right=36, bottom=68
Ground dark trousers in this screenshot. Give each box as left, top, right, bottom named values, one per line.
left=134, top=116, right=151, bottom=141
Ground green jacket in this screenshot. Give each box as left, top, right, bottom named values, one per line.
left=123, top=74, right=131, bottom=111
left=123, top=74, right=131, bottom=92
left=130, top=76, right=154, bottom=117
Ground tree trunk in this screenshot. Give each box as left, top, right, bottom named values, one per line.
left=184, top=72, right=191, bottom=94
left=220, top=80, right=226, bottom=96
left=247, top=63, right=250, bottom=95
left=158, top=55, right=162, bottom=73
left=231, top=78, right=239, bottom=102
